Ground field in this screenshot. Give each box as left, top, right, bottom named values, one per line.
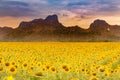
left=0, top=42, right=120, bottom=80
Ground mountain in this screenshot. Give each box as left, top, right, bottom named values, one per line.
left=89, top=19, right=110, bottom=34
left=45, top=15, right=59, bottom=23
left=0, top=14, right=120, bottom=41
left=109, top=25, right=120, bottom=37
left=18, top=14, right=64, bottom=30
left=16, top=14, right=65, bottom=36
left=0, top=27, right=13, bottom=41
left=6, top=14, right=87, bottom=41
left=88, top=19, right=120, bottom=41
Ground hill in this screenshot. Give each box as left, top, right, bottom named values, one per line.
left=1, top=14, right=120, bottom=41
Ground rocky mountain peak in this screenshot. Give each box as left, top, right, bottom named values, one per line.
left=45, top=14, right=59, bottom=23
left=89, top=19, right=110, bottom=32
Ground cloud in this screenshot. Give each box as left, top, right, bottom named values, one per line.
left=67, top=1, right=91, bottom=6
left=1, top=0, right=29, bottom=6
left=2, top=0, right=120, bottom=18
left=64, top=0, right=120, bottom=18
left=59, top=10, right=77, bottom=18
left=0, top=1, right=36, bottom=17
left=0, top=0, right=120, bottom=28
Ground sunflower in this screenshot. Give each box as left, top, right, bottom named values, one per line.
left=37, top=62, right=42, bottom=67
left=27, top=69, right=32, bottom=74
left=22, top=63, right=28, bottom=70
left=75, top=68, right=79, bottom=74
left=89, top=76, right=98, bottom=80
left=8, top=67, right=17, bottom=74
left=42, top=67, right=46, bottom=72
left=62, top=64, right=67, bottom=70
left=110, top=70, right=114, bottom=74
left=98, top=67, right=105, bottom=73
left=71, top=78, right=79, bottom=80
left=0, top=59, right=5, bottom=65
left=64, top=67, right=70, bottom=73
left=23, top=63, right=27, bottom=67
left=62, top=63, right=71, bottom=73
left=30, top=66, right=34, bottom=71
left=0, top=66, right=4, bottom=72
left=14, top=65, right=18, bottom=69
left=46, top=64, right=50, bottom=70
left=81, top=68, right=85, bottom=72
left=3, top=76, right=14, bottom=80
left=50, top=66, right=56, bottom=73
left=104, top=69, right=110, bottom=77
left=35, top=72, right=43, bottom=77
left=92, top=72, right=97, bottom=76
left=114, top=69, right=118, bottom=74
left=0, top=60, right=2, bottom=64
left=5, top=62, right=10, bottom=67
left=11, top=61, right=15, bottom=65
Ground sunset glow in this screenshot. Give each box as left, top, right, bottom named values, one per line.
left=0, top=0, right=120, bottom=28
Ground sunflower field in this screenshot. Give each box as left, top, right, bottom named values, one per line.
left=0, top=42, right=120, bottom=80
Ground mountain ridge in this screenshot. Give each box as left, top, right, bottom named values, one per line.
left=0, top=14, right=120, bottom=41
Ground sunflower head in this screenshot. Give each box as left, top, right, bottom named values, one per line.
left=50, top=66, right=56, bottom=73
left=5, top=62, right=10, bottom=67
left=90, top=76, right=98, bottom=80
left=0, top=66, right=4, bottom=72
left=8, top=67, right=17, bottom=74
left=35, top=72, right=43, bottom=77
left=3, top=76, right=15, bottom=80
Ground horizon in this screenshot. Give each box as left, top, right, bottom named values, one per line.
left=0, top=0, right=120, bottom=28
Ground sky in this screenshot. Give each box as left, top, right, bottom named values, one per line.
left=0, top=0, right=120, bottom=28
